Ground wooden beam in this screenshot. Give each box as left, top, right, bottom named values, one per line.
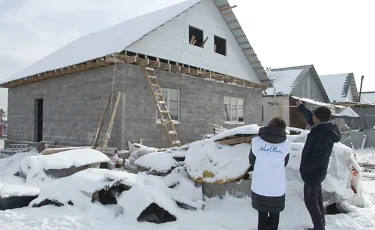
left=87, top=61, right=98, bottom=69
left=190, top=69, right=199, bottom=76
left=238, top=41, right=249, bottom=45
left=227, top=19, right=238, bottom=24
left=105, top=56, right=124, bottom=64
left=181, top=66, right=190, bottom=74
left=136, top=57, right=149, bottom=66
left=117, top=54, right=137, bottom=64
left=171, top=64, right=181, bottom=72
left=96, top=59, right=110, bottom=66
left=160, top=63, right=171, bottom=71
left=218, top=4, right=230, bottom=10
left=150, top=60, right=161, bottom=69
left=219, top=5, right=237, bottom=12
left=199, top=71, right=211, bottom=78
left=231, top=27, right=242, bottom=32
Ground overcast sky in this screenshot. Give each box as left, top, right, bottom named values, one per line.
left=0, top=0, right=374, bottom=113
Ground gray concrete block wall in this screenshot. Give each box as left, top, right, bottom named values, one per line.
left=7, top=63, right=262, bottom=149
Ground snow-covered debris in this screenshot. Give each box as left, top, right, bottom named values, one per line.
left=118, top=183, right=178, bottom=223
left=184, top=125, right=259, bottom=184
left=135, top=151, right=177, bottom=172
left=20, top=148, right=110, bottom=181
left=185, top=141, right=251, bottom=184
left=286, top=132, right=370, bottom=209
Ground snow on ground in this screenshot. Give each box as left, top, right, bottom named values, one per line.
left=1, top=129, right=375, bottom=229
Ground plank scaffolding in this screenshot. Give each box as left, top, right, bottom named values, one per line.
left=142, top=66, right=181, bottom=147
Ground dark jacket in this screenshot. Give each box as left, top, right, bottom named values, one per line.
left=249, top=126, right=290, bottom=213
left=298, top=104, right=341, bottom=186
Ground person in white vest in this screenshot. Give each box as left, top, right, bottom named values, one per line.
left=249, top=117, right=291, bottom=230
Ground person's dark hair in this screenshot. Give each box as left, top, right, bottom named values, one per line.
left=313, top=106, right=331, bottom=122
left=268, top=117, right=287, bottom=129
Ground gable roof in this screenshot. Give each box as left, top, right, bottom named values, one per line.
left=361, top=91, right=375, bottom=104
left=320, top=73, right=359, bottom=103
left=1, top=0, right=270, bottom=87
left=265, top=65, right=330, bottom=102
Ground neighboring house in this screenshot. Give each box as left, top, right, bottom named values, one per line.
left=320, top=73, right=360, bottom=103
left=0, top=109, right=4, bottom=137
left=0, top=0, right=271, bottom=148
left=360, top=91, right=375, bottom=104
left=262, top=65, right=331, bottom=128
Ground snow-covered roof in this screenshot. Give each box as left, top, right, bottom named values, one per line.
left=320, top=73, right=359, bottom=103
left=0, top=0, right=270, bottom=87
left=265, top=65, right=330, bottom=102
left=265, top=68, right=303, bottom=95
left=361, top=91, right=375, bottom=104
left=332, top=106, right=359, bottom=118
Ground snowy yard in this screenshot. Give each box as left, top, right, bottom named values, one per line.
left=0, top=130, right=375, bottom=230
left=0, top=139, right=4, bottom=150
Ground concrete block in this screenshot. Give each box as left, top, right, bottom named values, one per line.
left=202, top=180, right=252, bottom=199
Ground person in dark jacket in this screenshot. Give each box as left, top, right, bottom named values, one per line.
left=296, top=100, right=341, bottom=230
left=249, top=117, right=290, bottom=230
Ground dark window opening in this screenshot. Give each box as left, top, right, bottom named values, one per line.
left=34, top=98, right=43, bottom=142
left=189, top=26, right=203, bottom=47
left=214, top=35, right=227, bottom=56
left=138, top=53, right=146, bottom=59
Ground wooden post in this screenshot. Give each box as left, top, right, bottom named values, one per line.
left=92, top=90, right=113, bottom=149
left=101, top=91, right=122, bottom=153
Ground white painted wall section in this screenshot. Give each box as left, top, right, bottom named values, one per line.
left=262, top=96, right=290, bottom=126
left=127, top=0, right=259, bottom=83
left=346, top=87, right=354, bottom=102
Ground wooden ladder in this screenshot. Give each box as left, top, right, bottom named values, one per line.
left=142, top=66, right=181, bottom=147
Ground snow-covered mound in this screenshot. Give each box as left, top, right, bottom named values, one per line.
left=31, top=168, right=204, bottom=213
left=0, top=183, right=39, bottom=198
left=20, top=148, right=110, bottom=181
left=118, top=183, right=179, bottom=223
left=184, top=125, right=259, bottom=184
left=135, top=151, right=177, bottom=172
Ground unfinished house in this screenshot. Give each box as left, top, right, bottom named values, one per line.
left=320, top=73, right=360, bottom=104
left=0, top=0, right=271, bottom=149
left=262, top=65, right=333, bottom=128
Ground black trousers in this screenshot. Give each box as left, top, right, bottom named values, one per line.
left=304, top=183, right=325, bottom=230
left=258, top=211, right=280, bottom=230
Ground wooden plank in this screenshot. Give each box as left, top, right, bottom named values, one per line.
left=231, top=27, right=242, bottom=32
left=218, top=136, right=254, bottom=145
left=105, top=56, right=124, bottom=64
left=223, top=12, right=234, bottom=16
left=201, top=36, right=209, bottom=48
left=101, top=91, right=122, bottom=153
left=235, top=34, right=247, bottom=39
left=218, top=4, right=230, bottom=10
left=92, top=90, right=113, bottom=150
left=189, top=35, right=196, bottom=44
left=87, top=61, right=98, bottom=69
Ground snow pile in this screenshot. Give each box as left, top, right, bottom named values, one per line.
left=125, top=142, right=158, bottom=172
left=0, top=151, right=39, bottom=177
left=135, top=151, right=178, bottom=172
left=20, top=148, right=110, bottom=181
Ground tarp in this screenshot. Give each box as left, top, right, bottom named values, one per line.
left=332, top=107, right=360, bottom=119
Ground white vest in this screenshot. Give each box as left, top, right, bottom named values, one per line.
left=251, top=136, right=290, bottom=197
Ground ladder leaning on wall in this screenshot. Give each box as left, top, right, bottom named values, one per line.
left=142, top=66, right=181, bottom=147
